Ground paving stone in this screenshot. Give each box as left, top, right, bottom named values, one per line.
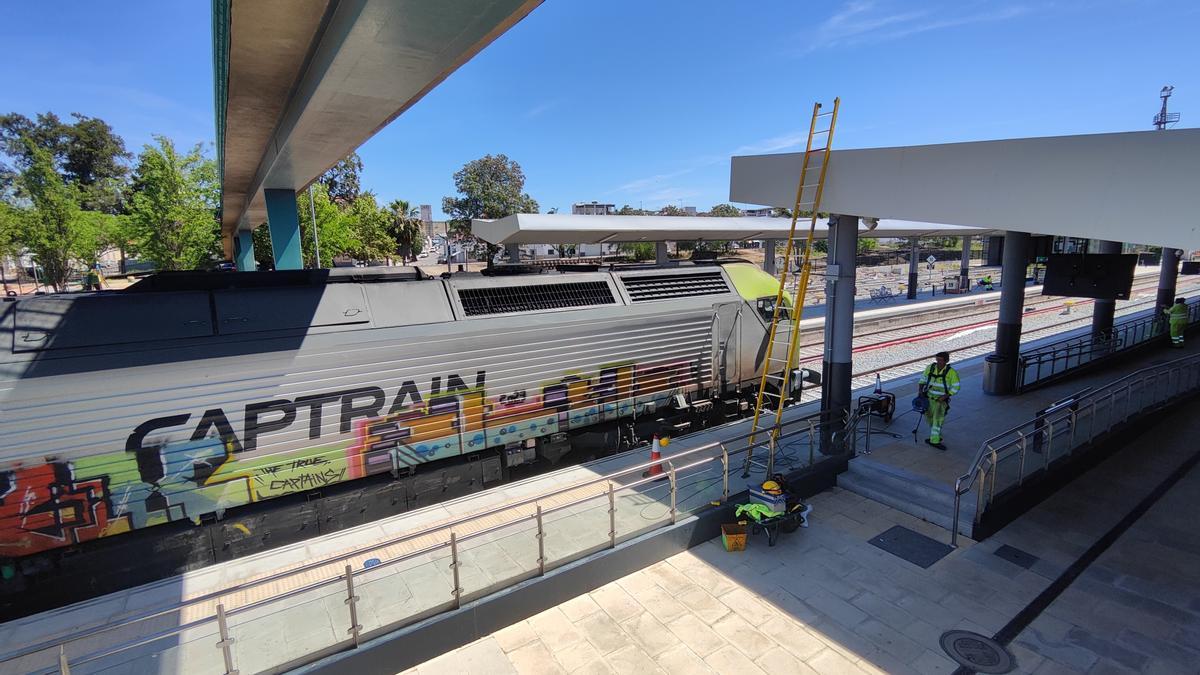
left=758, top=615, right=825, bottom=660
left=528, top=607, right=586, bottom=652
left=619, top=611, right=679, bottom=657
left=807, top=590, right=869, bottom=628
left=559, top=593, right=603, bottom=623
left=1114, top=628, right=1200, bottom=670
left=717, top=586, right=776, bottom=624
left=704, top=644, right=767, bottom=675
left=806, top=647, right=868, bottom=675
left=551, top=637, right=604, bottom=673
left=1016, top=624, right=1099, bottom=673
left=664, top=613, right=725, bottom=658
left=665, top=557, right=738, bottom=597
left=494, top=620, right=539, bottom=653
left=710, top=613, right=776, bottom=660
left=644, top=561, right=695, bottom=595
left=653, top=643, right=714, bottom=675
left=507, top=640, right=568, bottom=675
left=569, top=659, right=614, bottom=675
left=1088, top=658, right=1142, bottom=675
left=910, top=649, right=958, bottom=674
left=674, top=584, right=730, bottom=624
left=627, top=582, right=689, bottom=625
left=573, top=611, right=629, bottom=656
left=604, top=644, right=662, bottom=675
left=852, top=618, right=926, bottom=663
left=417, top=638, right=518, bottom=675
left=755, top=646, right=816, bottom=674
left=589, top=583, right=642, bottom=623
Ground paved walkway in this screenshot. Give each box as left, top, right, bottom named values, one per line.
left=403, top=396, right=1200, bottom=675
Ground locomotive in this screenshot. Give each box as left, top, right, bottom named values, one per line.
left=0, top=260, right=799, bottom=561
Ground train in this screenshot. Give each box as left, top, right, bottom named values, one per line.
left=0, top=260, right=800, bottom=564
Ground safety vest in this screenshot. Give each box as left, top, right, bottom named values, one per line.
left=920, top=364, right=961, bottom=398
left=1168, top=303, right=1188, bottom=326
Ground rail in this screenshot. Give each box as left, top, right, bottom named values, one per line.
left=1017, top=297, right=1200, bottom=390
left=952, top=351, right=1200, bottom=546
left=1, top=407, right=846, bottom=674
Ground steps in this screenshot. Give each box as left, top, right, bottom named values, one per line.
left=836, top=456, right=976, bottom=538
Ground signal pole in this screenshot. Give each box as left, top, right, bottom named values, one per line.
left=1153, top=86, right=1182, bottom=315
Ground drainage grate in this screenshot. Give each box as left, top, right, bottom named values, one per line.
left=994, top=544, right=1039, bottom=569
left=940, top=630, right=1015, bottom=673
left=869, top=525, right=953, bottom=569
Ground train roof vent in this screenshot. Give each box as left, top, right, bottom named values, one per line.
left=458, top=281, right=616, bottom=316
left=620, top=271, right=730, bottom=302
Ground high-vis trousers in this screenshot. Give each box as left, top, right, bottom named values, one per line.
left=1171, top=321, right=1186, bottom=347
left=926, top=397, right=949, bottom=444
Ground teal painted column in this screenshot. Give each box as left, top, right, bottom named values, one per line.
left=234, top=230, right=256, bottom=271
left=265, top=188, right=303, bottom=270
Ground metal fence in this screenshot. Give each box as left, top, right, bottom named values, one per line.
left=0, top=409, right=846, bottom=675
left=1016, top=298, right=1200, bottom=390
left=952, top=352, right=1200, bottom=546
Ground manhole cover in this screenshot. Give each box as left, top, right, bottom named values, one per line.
left=940, top=630, right=1014, bottom=673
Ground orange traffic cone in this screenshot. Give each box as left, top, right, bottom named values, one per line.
left=642, top=434, right=665, bottom=479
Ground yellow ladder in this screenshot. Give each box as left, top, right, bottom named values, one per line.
left=742, top=97, right=840, bottom=477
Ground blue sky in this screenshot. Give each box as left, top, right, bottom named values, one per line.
left=1, top=1, right=1197, bottom=218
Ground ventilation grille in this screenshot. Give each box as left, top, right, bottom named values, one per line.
left=620, top=272, right=730, bottom=302
left=458, top=281, right=616, bottom=316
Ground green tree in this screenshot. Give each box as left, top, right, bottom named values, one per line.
left=15, top=142, right=83, bottom=290
left=618, top=242, right=655, bottom=261
left=343, top=192, right=394, bottom=263
left=442, top=154, right=539, bottom=263
left=126, top=136, right=220, bottom=270
left=386, top=199, right=424, bottom=263
left=296, top=184, right=355, bottom=267
left=616, top=204, right=651, bottom=216
left=659, top=205, right=688, bottom=216
left=0, top=112, right=130, bottom=213
left=707, top=203, right=742, bottom=217
left=319, top=153, right=363, bottom=205
left=858, top=238, right=878, bottom=254
left=252, top=223, right=273, bottom=270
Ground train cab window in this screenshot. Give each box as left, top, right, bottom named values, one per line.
left=756, top=297, right=790, bottom=322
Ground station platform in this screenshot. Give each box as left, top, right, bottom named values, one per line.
left=0, top=272, right=1189, bottom=674
left=398, top=347, right=1200, bottom=675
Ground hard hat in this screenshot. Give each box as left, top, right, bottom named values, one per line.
left=761, top=480, right=783, bottom=495
left=659, top=436, right=670, bottom=447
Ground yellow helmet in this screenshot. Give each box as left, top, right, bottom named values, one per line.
left=761, top=480, right=783, bottom=495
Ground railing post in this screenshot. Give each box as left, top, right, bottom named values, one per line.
left=1068, top=409, right=1078, bottom=451
left=535, top=506, right=545, bottom=576
left=1016, top=432, right=1027, bottom=486
left=988, top=448, right=998, bottom=505
left=215, top=603, right=238, bottom=675
left=863, top=412, right=873, bottom=455
left=720, top=444, right=729, bottom=501
left=607, top=482, right=616, bottom=549
left=344, top=565, right=362, bottom=648
left=449, top=532, right=462, bottom=609
left=667, top=461, right=678, bottom=524
left=57, top=645, right=70, bottom=675
left=950, top=489, right=961, bottom=548
left=766, top=436, right=776, bottom=476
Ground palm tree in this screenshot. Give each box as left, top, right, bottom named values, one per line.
left=387, top=199, right=423, bottom=263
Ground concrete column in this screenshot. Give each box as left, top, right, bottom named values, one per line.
left=907, top=237, right=919, bottom=299
left=234, top=230, right=256, bottom=272
left=1091, top=240, right=1122, bottom=335
left=264, top=189, right=303, bottom=270
left=821, top=215, right=857, bottom=451
left=763, top=239, right=777, bottom=275
left=504, top=243, right=521, bottom=263
left=988, top=231, right=1030, bottom=394
left=959, top=236, right=972, bottom=290
left=1157, top=248, right=1181, bottom=314
left=655, top=242, right=669, bottom=265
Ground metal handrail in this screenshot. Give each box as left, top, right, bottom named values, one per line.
left=0, top=404, right=836, bottom=670
left=952, top=351, right=1200, bottom=545
left=1017, top=297, right=1200, bottom=390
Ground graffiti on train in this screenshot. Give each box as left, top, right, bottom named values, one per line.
left=0, top=360, right=696, bottom=556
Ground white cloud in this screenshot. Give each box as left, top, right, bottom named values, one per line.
left=523, top=100, right=558, bottom=119
left=731, top=132, right=809, bottom=155
left=805, top=1, right=1031, bottom=52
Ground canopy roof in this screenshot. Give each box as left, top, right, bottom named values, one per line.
left=471, top=214, right=1001, bottom=245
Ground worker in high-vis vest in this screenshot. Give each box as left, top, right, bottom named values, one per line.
left=919, top=351, right=961, bottom=450
left=1166, top=297, right=1188, bottom=348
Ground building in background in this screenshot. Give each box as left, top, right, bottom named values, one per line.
left=572, top=201, right=615, bottom=216
left=744, top=207, right=775, bottom=217
left=682, top=206, right=697, bottom=216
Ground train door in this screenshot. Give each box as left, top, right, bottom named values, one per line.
left=712, top=302, right=742, bottom=393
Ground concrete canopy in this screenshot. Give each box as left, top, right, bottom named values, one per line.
left=471, top=213, right=999, bottom=245
left=730, top=129, right=1200, bottom=250
left=215, top=0, right=543, bottom=253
